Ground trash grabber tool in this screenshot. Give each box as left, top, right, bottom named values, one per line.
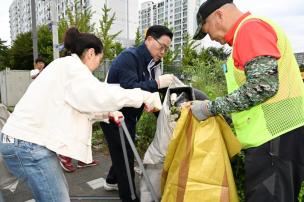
left=118, top=121, right=136, bottom=200
left=120, top=120, right=159, bottom=202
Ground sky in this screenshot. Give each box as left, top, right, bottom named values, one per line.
left=138, top=0, right=304, bottom=52
left=0, top=1, right=11, bottom=46
left=1, top=0, right=303, bottom=52
left=200, top=0, right=304, bottom=53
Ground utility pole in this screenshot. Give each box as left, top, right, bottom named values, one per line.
left=50, top=0, right=59, bottom=59
left=126, top=0, right=129, bottom=44
left=31, top=0, right=38, bottom=61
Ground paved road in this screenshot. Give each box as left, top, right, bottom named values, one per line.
left=2, top=153, right=141, bottom=202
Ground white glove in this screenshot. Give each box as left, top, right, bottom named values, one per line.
left=142, top=91, right=162, bottom=112
left=157, top=74, right=174, bottom=89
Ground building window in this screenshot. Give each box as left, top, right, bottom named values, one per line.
left=175, top=13, right=181, bottom=19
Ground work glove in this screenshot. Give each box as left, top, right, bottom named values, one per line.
left=109, top=111, right=124, bottom=126
left=190, top=100, right=212, bottom=121
left=157, top=74, right=174, bottom=89
left=142, top=91, right=162, bottom=112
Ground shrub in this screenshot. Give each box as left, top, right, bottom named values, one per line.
left=135, top=112, right=157, bottom=157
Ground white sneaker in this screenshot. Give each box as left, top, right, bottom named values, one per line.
left=103, top=182, right=119, bottom=191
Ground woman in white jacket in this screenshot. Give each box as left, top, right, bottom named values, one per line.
left=0, top=27, right=159, bottom=202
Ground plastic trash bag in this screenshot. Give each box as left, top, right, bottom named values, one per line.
left=143, top=78, right=186, bottom=165
left=161, top=108, right=240, bottom=202
left=140, top=78, right=210, bottom=201
left=140, top=77, right=185, bottom=201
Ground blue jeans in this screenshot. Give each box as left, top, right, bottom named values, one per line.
left=0, top=191, right=4, bottom=202
left=0, top=134, right=70, bottom=202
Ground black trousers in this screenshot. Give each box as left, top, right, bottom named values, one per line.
left=100, top=120, right=139, bottom=202
left=245, top=126, right=304, bottom=202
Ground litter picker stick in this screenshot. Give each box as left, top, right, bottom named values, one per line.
left=118, top=125, right=136, bottom=200
left=120, top=120, right=159, bottom=202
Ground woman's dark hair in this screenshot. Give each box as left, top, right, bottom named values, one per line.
left=145, top=25, right=173, bottom=40
left=63, top=27, right=103, bottom=57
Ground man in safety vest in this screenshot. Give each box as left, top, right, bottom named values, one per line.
left=191, top=0, right=304, bottom=201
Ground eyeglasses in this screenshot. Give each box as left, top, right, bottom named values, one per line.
left=152, top=37, right=169, bottom=52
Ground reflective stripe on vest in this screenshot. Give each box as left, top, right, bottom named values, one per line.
left=225, top=15, right=304, bottom=149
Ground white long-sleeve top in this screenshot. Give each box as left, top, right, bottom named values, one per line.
left=2, top=54, right=148, bottom=163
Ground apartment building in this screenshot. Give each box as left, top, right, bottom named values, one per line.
left=9, top=0, right=32, bottom=41
left=90, top=0, right=138, bottom=46
left=9, top=0, right=138, bottom=46
left=139, top=0, right=201, bottom=58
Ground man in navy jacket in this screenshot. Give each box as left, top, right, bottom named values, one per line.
left=100, top=25, right=174, bottom=202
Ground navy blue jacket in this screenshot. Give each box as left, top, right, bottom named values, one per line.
left=107, top=43, right=159, bottom=124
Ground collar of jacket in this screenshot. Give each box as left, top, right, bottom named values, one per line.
left=71, top=53, right=82, bottom=62
left=71, top=54, right=92, bottom=73
left=138, top=43, right=161, bottom=67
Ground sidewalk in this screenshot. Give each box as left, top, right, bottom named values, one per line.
left=2, top=152, right=141, bottom=202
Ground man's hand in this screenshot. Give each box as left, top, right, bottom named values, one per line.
left=190, top=100, right=212, bottom=121
left=157, top=74, right=174, bottom=89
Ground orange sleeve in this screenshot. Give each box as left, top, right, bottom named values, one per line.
left=233, top=19, right=281, bottom=70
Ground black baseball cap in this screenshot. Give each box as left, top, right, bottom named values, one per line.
left=193, top=0, right=233, bottom=40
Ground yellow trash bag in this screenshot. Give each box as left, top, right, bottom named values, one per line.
left=161, top=107, right=241, bottom=202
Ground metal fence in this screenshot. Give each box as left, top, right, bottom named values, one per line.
left=93, top=59, right=112, bottom=82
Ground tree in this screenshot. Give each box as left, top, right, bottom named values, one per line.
left=182, top=32, right=199, bottom=66
left=0, top=39, right=10, bottom=70
left=97, top=4, right=122, bottom=60
left=58, top=0, right=95, bottom=43
left=134, top=27, right=142, bottom=47
left=163, top=46, right=179, bottom=67
left=10, top=32, right=33, bottom=70
left=198, top=46, right=230, bottom=67
left=162, top=21, right=179, bottom=67
left=204, top=46, right=230, bottom=61
left=37, top=25, right=53, bottom=64
left=9, top=26, right=54, bottom=70
left=112, top=42, right=124, bottom=57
